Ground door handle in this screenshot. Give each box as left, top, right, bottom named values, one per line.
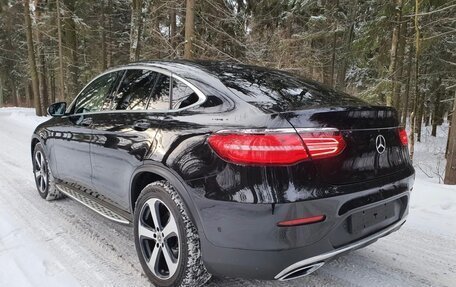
left=80, top=117, right=93, bottom=126
left=133, top=120, right=150, bottom=131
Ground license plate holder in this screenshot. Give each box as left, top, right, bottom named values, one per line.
left=348, top=202, right=396, bottom=234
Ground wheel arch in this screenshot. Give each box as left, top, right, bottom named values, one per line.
left=31, top=135, right=42, bottom=156
left=129, top=162, right=206, bottom=239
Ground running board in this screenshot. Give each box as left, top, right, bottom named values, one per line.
left=56, top=183, right=130, bottom=225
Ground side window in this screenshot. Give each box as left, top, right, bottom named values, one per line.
left=171, top=77, right=199, bottom=109
left=148, top=74, right=171, bottom=110
left=101, top=71, right=124, bottom=110
left=113, top=69, right=158, bottom=110
left=73, top=72, right=118, bottom=114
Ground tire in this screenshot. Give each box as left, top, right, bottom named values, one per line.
left=32, top=143, right=63, bottom=201
left=134, top=181, right=211, bottom=287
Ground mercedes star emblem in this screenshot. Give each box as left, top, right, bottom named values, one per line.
left=376, top=135, right=386, bottom=154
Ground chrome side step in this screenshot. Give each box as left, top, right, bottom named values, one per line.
left=56, top=183, right=130, bottom=225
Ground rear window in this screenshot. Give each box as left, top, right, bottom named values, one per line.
left=208, top=63, right=365, bottom=112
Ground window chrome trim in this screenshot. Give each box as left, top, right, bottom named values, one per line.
left=65, top=65, right=207, bottom=117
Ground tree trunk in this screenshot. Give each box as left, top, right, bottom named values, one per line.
left=336, top=0, right=357, bottom=90
left=416, top=83, right=424, bottom=142
left=444, top=90, right=456, bottom=184
left=63, top=0, right=78, bottom=101
left=0, top=74, right=3, bottom=107
left=10, top=77, right=18, bottom=106
left=15, top=84, right=21, bottom=107
left=169, top=5, right=177, bottom=56
left=37, top=52, right=49, bottom=114
left=5, top=8, right=20, bottom=107
left=129, top=0, right=143, bottom=61
left=410, top=0, right=420, bottom=159
left=184, top=0, right=195, bottom=59
left=24, top=0, right=41, bottom=116
left=330, top=29, right=337, bottom=88
left=49, top=69, right=56, bottom=103
left=417, top=68, right=429, bottom=141
left=431, top=80, right=442, bottom=137
left=387, top=0, right=403, bottom=107
left=151, top=4, right=161, bottom=59
left=107, top=0, right=113, bottom=67
left=35, top=0, right=49, bottom=115
left=401, top=36, right=413, bottom=124
left=26, top=82, right=32, bottom=107
left=393, top=20, right=407, bottom=114
left=446, top=90, right=456, bottom=159
left=101, top=0, right=107, bottom=70
left=56, top=0, right=65, bottom=102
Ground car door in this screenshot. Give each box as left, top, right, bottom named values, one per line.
left=89, top=68, right=170, bottom=210
left=51, top=71, right=120, bottom=189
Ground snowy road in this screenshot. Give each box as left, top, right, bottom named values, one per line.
left=0, top=108, right=455, bottom=287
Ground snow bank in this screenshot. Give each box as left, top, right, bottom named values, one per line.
left=409, top=178, right=456, bottom=240
left=411, top=122, right=449, bottom=184
left=0, top=107, right=49, bottom=129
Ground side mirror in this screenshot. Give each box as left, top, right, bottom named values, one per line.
left=47, top=102, right=67, bottom=117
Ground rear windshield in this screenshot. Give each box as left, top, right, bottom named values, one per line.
left=207, top=63, right=365, bottom=112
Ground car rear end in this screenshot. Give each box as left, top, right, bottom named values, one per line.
left=183, top=62, right=414, bottom=280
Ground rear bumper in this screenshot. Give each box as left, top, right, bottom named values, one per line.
left=189, top=173, right=413, bottom=280
left=274, top=216, right=406, bottom=280
left=200, top=214, right=407, bottom=280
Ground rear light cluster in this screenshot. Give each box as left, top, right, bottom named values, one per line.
left=207, top=128, right=346, bottom=165
left=398, top=127, right=408, bottom=146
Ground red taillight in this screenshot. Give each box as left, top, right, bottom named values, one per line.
left=207, top=131, right=308, bottom=165
left=208, top=129, right=346, bottom=165
left=298, top=130, right=346, bottom=159
left=398, top=127, right=408, bottom=146
left=277, top=215, right=326, bottom=227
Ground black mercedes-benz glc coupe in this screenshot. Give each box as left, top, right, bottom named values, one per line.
left=31, top=60, right=414, bottom=287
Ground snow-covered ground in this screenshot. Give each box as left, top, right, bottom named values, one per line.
left=0, top=107, right=455, bottom=287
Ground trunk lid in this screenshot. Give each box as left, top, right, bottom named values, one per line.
left=284, top=106, right=410, bottom=185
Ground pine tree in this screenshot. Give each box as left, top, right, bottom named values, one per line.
left=184, top=0, right=195, bottom=59
left=24, top=0, right=41, bottom=116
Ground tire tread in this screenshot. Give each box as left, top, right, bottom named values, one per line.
left=135, top=180, right=211, bottom=287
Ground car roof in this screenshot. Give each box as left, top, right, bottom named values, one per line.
left=117, top=60, right=337, bottom=91
left=106, top=60, right=362, bottom=113
left=114, top=60, right=286, bottom=83
left=122, top=59, right=251, bottom=73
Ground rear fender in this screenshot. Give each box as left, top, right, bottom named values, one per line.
left=129, top=161, right=207, bottom=240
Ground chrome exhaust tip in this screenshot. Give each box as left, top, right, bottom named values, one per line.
left=276, top=262, right=325, bottom=281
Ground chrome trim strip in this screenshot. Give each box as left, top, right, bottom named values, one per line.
left=215, top=128, right=339, bottom=134
left=295, top=128, right=339, bottom=133
left=65, top=65, right=206, bottom=116
left=339, top=126, right=400, bottom=132
left=215, top=127, right=401, bottom=134
left=274, top=216, right=407, bottom=280
left=172, top=73, right=207, bottom=110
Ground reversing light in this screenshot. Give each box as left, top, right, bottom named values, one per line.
left=277, top=215, right=326, bottom=227
left=298, top=130, right=346, bottom=159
